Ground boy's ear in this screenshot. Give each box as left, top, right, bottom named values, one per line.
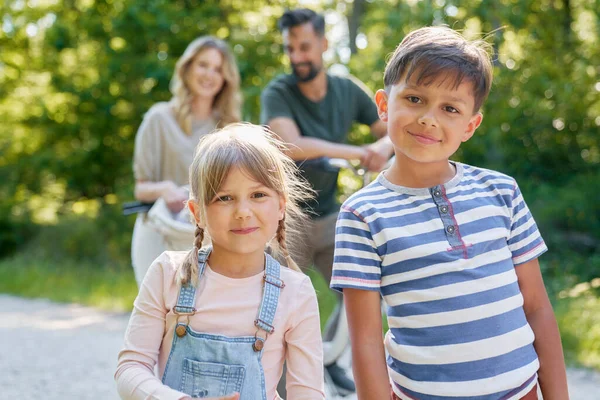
left=462, top=112, right=483, bottom=142
left=187, top=199, right=203, bottom=226
left=375, top=89, right=389, bottom=122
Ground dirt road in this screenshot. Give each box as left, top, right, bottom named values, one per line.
left=0, top=295, right=598, bottom=399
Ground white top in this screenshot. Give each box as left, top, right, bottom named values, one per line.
left=133, top=102, right=216, bottom=185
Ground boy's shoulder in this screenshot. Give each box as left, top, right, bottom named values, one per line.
left=339, top=164, right=519, bottom=216
left=339, top=177, right=391, bottom=217
left=458, top=162, right=517, bottom=189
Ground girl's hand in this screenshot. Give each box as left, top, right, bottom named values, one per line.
left=215, top=394, right=240, bottom=400
left=182, top=394, right=240, bottom=400
left=163, top=183, right=189, bottom=213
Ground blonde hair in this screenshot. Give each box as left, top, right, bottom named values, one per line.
left=178, top=123, right=314, bottom=286
left=170, top=36, right=242, bottom=134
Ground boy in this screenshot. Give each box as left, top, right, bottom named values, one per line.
left=330, top=26, right=569, bottom=400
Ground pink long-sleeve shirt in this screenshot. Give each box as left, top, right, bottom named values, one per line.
left=115, top=251, right=325, bottom=400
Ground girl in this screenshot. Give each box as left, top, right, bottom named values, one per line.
left=131, top=36, right=242, bottom=286
left=116, top=124, right=325, bottom=400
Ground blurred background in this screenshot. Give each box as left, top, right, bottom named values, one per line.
left=1, top=0, right=599, bottom=372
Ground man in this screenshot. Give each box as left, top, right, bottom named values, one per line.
left=260, top=8, right=394, bottom=395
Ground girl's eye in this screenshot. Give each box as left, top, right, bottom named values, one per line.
left=215, top=195, right=232, bottom=202
left=407, top=96, right=422, bottom=104
left=252, top=192, right=267, bottom=199
left=444, top=106, right=459, bottom=114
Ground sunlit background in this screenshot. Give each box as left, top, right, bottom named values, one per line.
left=1, top=0, right=599, bottom=370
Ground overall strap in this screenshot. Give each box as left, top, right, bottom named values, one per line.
left=254, top=253, right=284, bottom=336
left=174, top=246, right=211, bottom=315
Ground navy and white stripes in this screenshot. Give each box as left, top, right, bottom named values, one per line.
left=331, top=162, right=546, bottom=400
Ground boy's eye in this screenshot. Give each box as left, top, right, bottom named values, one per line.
left=252, top=192, right=267, bottom=199
left=444, top=106, right=459, bottom=114
left=407, top=96, right=422, bottom=104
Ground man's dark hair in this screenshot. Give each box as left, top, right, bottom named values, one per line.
left=277, top=8, right=325, bottom=36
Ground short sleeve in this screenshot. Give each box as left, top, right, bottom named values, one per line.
left=508, top=181, right=548, bottom=265
left=133, top=108, right=163, bottom=182
left=260, top=85, right=293, bottom=125
left=349, top=79, right=380, bottom=127
left=330, top=206, right=382, bottom=292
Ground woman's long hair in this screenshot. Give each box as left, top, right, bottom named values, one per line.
left=170, top=36, right=242, bottom=134
left=178, top=123, right=314, bottom=286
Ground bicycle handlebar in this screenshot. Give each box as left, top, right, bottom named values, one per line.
left=296, top=157, right=367, bottom=177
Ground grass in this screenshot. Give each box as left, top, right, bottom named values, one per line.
left=1, top=250, right=599, bottom=370
left=0, top=254, right=138, bottom=312
left=553, top=281, right=600, bottom=369
left=0, top=251, right=339, bottom=326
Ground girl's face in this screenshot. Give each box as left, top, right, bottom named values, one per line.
left=185, top=47, right=225, bottom=102
left=199, top=167, right=285, bottom=265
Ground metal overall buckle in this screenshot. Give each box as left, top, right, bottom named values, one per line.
left=173, top=307, right=196, bottom=337
left=253, top=318, right=275, bottom=352
left=253, top=329, right=268, bottom=352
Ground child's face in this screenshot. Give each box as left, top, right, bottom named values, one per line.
left=201, top=166, right=285, bottom=261
left=375, top=74, right=482, bottom=165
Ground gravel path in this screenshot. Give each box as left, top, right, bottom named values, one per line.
left=1, top=294, right=599, bottom=399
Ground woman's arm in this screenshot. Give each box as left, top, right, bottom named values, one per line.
left=284, top=277, right=326, bottom=399
left=515, top=258, right=569, bottom=400
left=134, top=180, right=188, bottom=212
left=344, top=288, right=390, bottom=400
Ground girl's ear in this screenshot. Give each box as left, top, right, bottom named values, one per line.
left=278, top=196, right=286, bottom=221
left=187, top=199, right=203, bottom=226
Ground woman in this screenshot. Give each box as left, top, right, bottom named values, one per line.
left=131, top=36, right=242, bottom=286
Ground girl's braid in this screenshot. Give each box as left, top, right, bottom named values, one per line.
left=276, top=218, right=301, bottom=272
left=194, top=224, right=204, bottom=250
left=179, top=224, right=204, bottom=285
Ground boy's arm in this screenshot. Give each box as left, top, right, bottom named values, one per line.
left=344, top=288, right=389, bottom=400
left=515, top=258, right=569, bottom=400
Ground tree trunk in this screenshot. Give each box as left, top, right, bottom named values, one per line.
left=348, top=0, right=365, bottom=55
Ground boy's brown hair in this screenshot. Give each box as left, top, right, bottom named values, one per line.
left=383, top=26, right=493, bottom=112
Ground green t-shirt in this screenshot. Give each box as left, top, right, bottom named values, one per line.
left=260, top=73, right=380, bottom=217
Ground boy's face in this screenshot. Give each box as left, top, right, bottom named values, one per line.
left=375, top=73, right=482, bottom=165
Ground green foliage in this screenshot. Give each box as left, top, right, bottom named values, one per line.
left=1, top=1, right=599, bottom=258
left=351, top=0, right=599, bottom=187
left=525, top=172, right=600, bottom=257
left=551, top=270, right=600, bottom=369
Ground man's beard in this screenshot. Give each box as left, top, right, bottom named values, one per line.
left=291, top=62, right=322, bottom=83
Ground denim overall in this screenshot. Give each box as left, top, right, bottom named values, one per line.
left=162, top=247, right=284, bottom=399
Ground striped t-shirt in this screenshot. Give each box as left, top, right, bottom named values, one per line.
left=331, top=162, right=547, bottom=400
